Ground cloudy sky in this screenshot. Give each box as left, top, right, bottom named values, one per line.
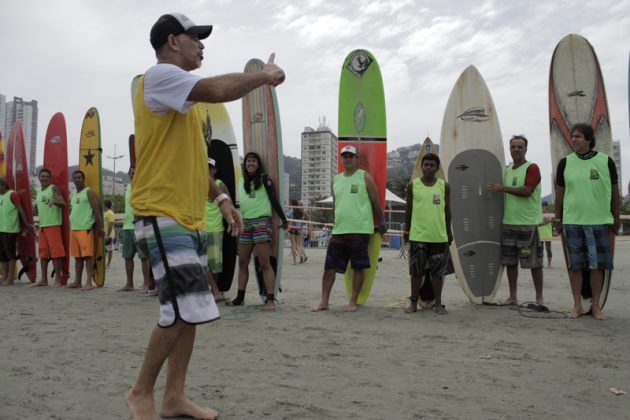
left=1, top=0, right=629, bottom=195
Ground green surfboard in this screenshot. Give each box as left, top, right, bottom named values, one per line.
left=338, top=49, right=387, bottom=305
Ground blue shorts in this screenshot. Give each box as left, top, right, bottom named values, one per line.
left=563, top=224, right=613, bottom=271
left=324, top=234, right=370, bottom=273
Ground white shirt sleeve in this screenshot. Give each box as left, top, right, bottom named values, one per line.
left=143, top=64, right=202, bottom=115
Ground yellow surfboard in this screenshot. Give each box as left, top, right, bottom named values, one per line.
left=79, top=107, right=105, bottom=287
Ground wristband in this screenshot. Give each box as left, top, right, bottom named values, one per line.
left=213, top=193, right=230, bottom=205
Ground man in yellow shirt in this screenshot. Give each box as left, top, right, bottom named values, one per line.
left=104, top=200, right=116, bottom=268
left=125, top=13, right=285, bottom=420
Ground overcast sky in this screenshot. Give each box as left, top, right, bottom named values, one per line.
left=1, top=0, right=629, bottom=195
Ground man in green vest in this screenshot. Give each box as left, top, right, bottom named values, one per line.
left=554, top=123, right=620, bottom=320
left=118, top=165, right=151, bottom=292
left=312, top=145, right=387, bottom=312
left=403, top=153, right=452, bottom=315
left=0, top=176, right=33, bottom=287
left=488, top=135, right=544, bottom=306
left=32, top=168, right=67, bottom=288
left=67, top=170, right=104, bottom=290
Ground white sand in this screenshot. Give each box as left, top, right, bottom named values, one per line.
left=1, top=240, right=629, bottom=419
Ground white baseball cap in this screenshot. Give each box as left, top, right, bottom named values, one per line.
left=340, top=145, right=357, bottom=155
left=208, top=158, right=216, bottom=166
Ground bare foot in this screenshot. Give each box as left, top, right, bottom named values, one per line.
left=569, top=307, right=583, bottom=319
left=161, top=396, right=218, bottom=420
left=262, top=302, right=276, bottom=311
left=404, top=300, right=418, bottom=313
left=67, top=282, right=81, bottom=289
left=32, top=280, right=49, bottom=287
left=117, top=285, right=135, bottom=292
left=591, top=308, right=607, bottom=321
left=0, top=279, right=14, bottom=287
left=344, top=303, right=358, bottom=312
left=125, top=387, right=156, bottom=420
left=498, top=297, right=518, bottom=306
left=82, top=283, right=96, bottom=291
left=434, top=304, right=448, bottom=315
left=52, top=282, right=65, bottom=289
left=311, top=304, right=329, bottom=312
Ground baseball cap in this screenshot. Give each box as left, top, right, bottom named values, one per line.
left=340, top=145, right=357, bottom=155
left=208, top=158, right=216, bottom=166
left=150, top=13, right=213, bottom=50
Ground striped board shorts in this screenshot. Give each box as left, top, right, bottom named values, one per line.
left=500, top=224, right=543, bottom=269
left=239, top=216, right=273, bottom=244
left=207, top=231, right=223, bottom=274
left=134, top=216, right=219, bottom=327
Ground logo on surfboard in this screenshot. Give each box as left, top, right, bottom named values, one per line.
left=50, top=136, right=62, bottom=144
left=457, top=107, right=489, bottom=123
left=354, top=103, right=366, bottom=133
left=568, top=90, right=586, bottom=97
left=347, top=51, right=372, bottom=78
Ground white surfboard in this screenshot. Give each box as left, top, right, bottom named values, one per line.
left=549, top=33, right=614, bottom=311
left=440, top=65, right=505, bottom=304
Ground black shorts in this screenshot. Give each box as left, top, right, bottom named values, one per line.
left=409, top=242, right=450, bottom=278
left=325, top=234, right=371, bottom=273
left=0, top=232, right=18, bottom=262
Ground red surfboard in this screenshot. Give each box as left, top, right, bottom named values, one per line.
left=43, top=113, right=70, bottom=284
left=129, top=134, right=136, bottom=165
left=9, top=121, right=37, bottom=282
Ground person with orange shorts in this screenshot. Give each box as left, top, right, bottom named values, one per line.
left=67, top=170, right=104, bottom=290
left=32, top=168, right=67, bottom=288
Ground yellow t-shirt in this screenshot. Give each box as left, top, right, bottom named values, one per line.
left=130, top=74, right=208, bottom=231
left=104, top=209, right=116, bottom=239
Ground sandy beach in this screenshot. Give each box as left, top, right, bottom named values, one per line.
left=1, top=240, right=629, bottom=419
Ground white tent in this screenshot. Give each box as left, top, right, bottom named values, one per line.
left=316, top=189, right=406, bottom=205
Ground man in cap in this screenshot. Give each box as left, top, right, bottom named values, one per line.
left=312, top=145, right=387, bottom=312
left=126, top=13, right=285, bottom=420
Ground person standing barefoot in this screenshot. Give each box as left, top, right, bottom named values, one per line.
left=125, top=12, right=283, bottom=419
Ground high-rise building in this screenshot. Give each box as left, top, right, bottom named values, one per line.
left=613, top=140, right=622, bottom=197
left=4, top=97, right=38, bottom=175
left=300, top=119, right=337, bottom=206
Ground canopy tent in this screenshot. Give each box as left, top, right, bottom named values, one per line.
left=316, top=188, right=405, bottom=205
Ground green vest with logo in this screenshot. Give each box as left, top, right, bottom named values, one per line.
left=332, top=169, right=374, bottom=235
left=206, top=179, right=225, bottom=233
left=563, top=152, right=613, bottom=225
left=36, top=185, right=63, bottom=227
left=123, top=184, right=134, bottom=230
left=409, top=178, right=447, bottom=242
left=70, top=188, right=95, bottom=230
left=503, top=161, right=542, bottom=225
left=0, top=190, right=20, bottom=233
left=239, top=178, right=272, bottom=220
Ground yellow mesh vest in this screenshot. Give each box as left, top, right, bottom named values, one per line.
left=130, top=75, right=208, bottom=231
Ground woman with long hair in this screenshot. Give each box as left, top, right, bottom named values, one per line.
left=228, top=152, right=287, bottom=309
